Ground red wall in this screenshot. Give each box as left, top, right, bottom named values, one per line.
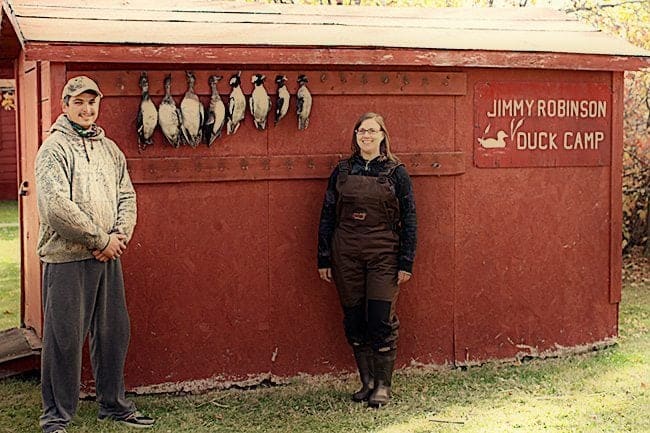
left=0, top=64, right=17, bottom=200
left=23, top=64, right=620, bottom=390
left=455, top=68, right=620, bottom=363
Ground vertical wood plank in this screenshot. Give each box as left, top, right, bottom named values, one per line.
left=39, top=61, right=66, bottom=135
left=17, top=53, right=42, bottom=335
left=0, top=63, right=18, bottom=199
left=609, top=72, right=623, bottom=305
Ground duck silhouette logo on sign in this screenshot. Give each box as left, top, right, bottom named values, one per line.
left=477, top=118, right=524, bottom=149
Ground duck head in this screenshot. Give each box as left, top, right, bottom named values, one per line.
left=163, top=74, right=172, bottom=94
left=275, top=75, right=287, bottom=86
left=208, top=75, right=222, bottom=94
left=185, top=71, right=196, bottom=89
left=251, top=74, right=266, bottom=86
left=229, top=71, right=242, bottom=87
left=139, top=72, right=149, bottom=92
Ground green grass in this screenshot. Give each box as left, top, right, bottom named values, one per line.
left=0, top=210, right=648, bottom=432
left=0, top=200, right=19, bottom=330
left=0, top=200, right=18, bottom=225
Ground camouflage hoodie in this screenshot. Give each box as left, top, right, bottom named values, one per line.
left=35, top=114, right=137, bottom=263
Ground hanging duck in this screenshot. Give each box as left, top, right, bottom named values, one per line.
left=296, top=74, right=312, bottom=131
left=249, top=74, right=271, bottom=131
left=203, top=75, right=226, bottom=147
left=227, top=71, right=246, bottom=135
left=136, top=72, right=158, bottom=151
left=180, top=71, right=204, bottom=148
left=274, top=75, right=290, bottom=126
left=158, top=74, right=183, bottom=148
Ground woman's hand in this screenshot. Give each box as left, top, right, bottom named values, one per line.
left=398, top=271, right=412, bottom=285
left=318, top=268, right=332, bottom=283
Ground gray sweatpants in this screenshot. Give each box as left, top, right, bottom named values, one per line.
left=40, top=259, right=135, bottom=433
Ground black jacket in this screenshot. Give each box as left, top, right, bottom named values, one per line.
left=317, top=155, right=417, bottom=273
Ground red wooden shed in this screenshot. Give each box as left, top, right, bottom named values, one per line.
left=0, top=0, right=17, bottom=201
left=0, top=76, right=17, bottom=200
left=1, top=0, right=649, bottom=391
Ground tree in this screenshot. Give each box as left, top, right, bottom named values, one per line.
left=564, top=0, right=650, bottom=254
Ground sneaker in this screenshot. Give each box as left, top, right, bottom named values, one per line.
left=99, top=411, right=155, bottom=429
left=51, top=429, right=67, bottom=433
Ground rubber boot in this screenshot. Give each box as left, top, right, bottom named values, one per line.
left=368, top=349, right=396, bottom=408
left=351, top=345, right=374, bottom=402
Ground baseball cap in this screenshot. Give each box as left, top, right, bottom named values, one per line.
left=61, top=76, right=103, bottom=100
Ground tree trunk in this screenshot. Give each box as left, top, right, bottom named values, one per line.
left=643, top=186, right=650, bottom=258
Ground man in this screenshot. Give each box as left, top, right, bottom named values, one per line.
left=35, top=76, right=154, bottom=432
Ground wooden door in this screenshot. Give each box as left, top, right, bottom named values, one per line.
left=16, top=55, right=41, bottom=334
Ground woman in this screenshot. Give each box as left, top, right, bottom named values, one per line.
left=317, top=112, right=417, bottom=407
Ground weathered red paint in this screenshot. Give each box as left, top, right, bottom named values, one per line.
left=0, top=10, right=21, bottom=61
left=453, top=68, right=618, bottom=364
left=16, top=53, right=41, bottom=335
left=474, top=82, right=612, bottom=168
left=88, top=70, right=468, bottom=98
left=22, top=44, right=650, bottom=72
left=0, top=353, right=39, bottom=377
left=0, top=64, right=17, bottom=199
left=39, top=61, right=66, bottom=135
left=10, top=64, right=631, bottom=388
left=609, top=73, right=624, bottom=305
left=52, top=66, right=466, bottom=387
left=2, top=2, right=646, bottom=387
left=125, top=153, right=465, bottom=184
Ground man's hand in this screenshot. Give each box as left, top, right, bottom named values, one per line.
left=93, top=233, right=127, bottom=262
left=318, top=268, right=332, bottom=283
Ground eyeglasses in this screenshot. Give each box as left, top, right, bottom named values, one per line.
left=355, top=128, right=382, bottom=136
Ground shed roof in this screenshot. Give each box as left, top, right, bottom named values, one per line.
left=2, top=0, right=649, bottom=70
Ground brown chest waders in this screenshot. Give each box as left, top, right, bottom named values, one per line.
left=331, top=160, right=401, bottom=405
